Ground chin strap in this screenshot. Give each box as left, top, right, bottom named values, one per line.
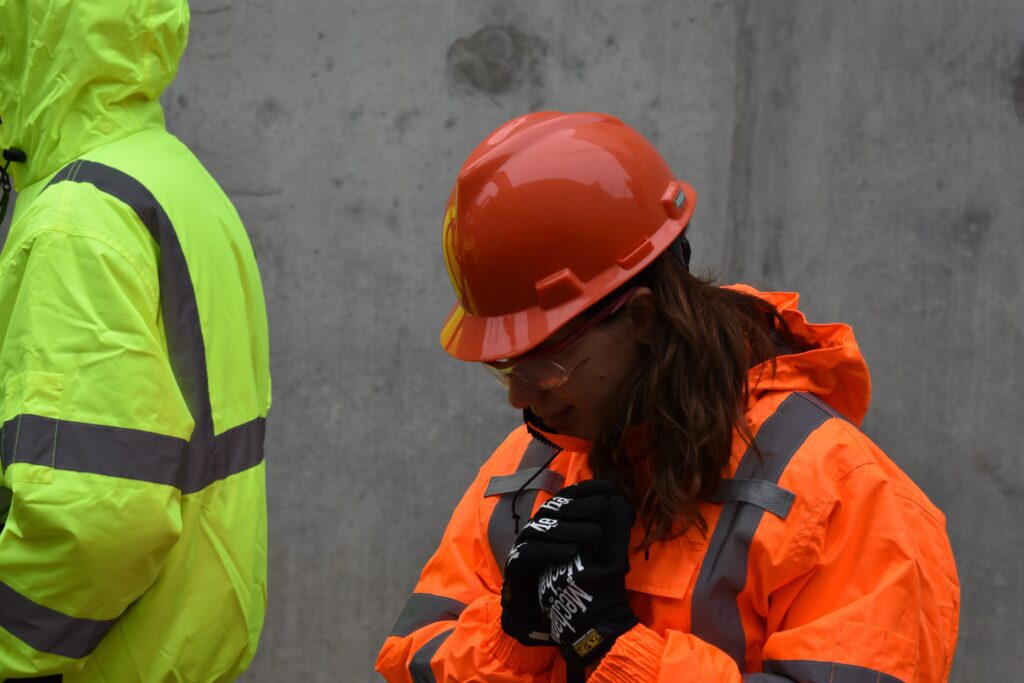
left=666, top=232, right=692, bottom=271
left=0, top=148, right=27, bottom=226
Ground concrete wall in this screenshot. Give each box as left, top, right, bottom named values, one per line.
left=5, top=0, right=1020, bottom=679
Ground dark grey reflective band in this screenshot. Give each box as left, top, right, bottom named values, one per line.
left=179, top=417, right=266, bottom=494
left=742, top=675, right=791, bottom=681
left=487, top=439, right=561, bottom=577
left=758, top=658, right=904, bottom=683
left=0, top=414, right=265, bottom=494
left=389, top=593, right=467, bottom=638
left=0, top=580, right=115, bottom=660
left=45, top=160, right=214, bottom=442
left=2, top=414, right=185, bottom=485
left=690, top=393, right=831, bottom=670
left=409, top=626, right=454, bottom=683
left=709, top=479, right=796, bottom=520
left=797, top=391, right=849, bottom=423
left=484, top=467, right=565, bottom=497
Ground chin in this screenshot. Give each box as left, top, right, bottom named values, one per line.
left=554, top=419, right=594, bottom=440
left=537, top=407, right=595, bottom=439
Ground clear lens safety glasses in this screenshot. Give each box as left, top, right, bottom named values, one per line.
left=483, top=357, right=582, bottom=392
left=481, top=286, right=639, bottom=392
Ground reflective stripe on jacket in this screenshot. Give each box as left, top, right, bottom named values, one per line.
left=376, top=290, right=959, bottom=683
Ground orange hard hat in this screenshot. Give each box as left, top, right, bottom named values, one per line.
left=439, top=111, right=696, bottom=362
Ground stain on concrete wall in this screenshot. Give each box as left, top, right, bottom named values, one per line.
left=447, top=25, right=547, bottom=98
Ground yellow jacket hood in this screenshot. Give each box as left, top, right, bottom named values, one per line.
left=0, top=0, right=189, bottom=189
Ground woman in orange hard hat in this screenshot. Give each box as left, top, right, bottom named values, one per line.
left=376, top=112, right=960, bottom=683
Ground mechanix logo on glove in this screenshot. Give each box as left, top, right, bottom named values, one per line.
left=539, top=555, right=595, bottom=645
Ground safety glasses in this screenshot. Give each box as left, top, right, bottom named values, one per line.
left=483, top=288, right=637, bottom=392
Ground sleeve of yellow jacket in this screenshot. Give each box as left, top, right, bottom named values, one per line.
left=588, top=418, right=960, bottom=683
left=0, top=222, right=186, bottom=677
left=376, top=428, right=566, bottom=682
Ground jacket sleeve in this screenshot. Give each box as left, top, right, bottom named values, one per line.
left=589, top=426, right=960, bottom=683
left=376, top=432, right=562, bottom=682
left=0, top=228, right=187, bottom=677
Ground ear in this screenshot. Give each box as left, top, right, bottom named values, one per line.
left=624, top=288, right=655, bottom=344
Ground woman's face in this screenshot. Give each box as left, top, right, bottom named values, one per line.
left=505, top=292, right=654, bottom=439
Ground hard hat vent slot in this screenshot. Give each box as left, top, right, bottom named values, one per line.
left=617, top=238, right=654, bottom=270
left=535, top=268, right=586, bottom=310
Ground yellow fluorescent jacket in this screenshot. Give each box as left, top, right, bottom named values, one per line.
left=0, top=1, right=271, bottom=680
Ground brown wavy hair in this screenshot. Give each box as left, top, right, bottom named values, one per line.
left=588, top=253, right=802, bottom=550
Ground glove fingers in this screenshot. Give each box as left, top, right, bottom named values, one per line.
left=526, top=481, right=637, bottom=577
left=518, top=518, right=604, bottom=547
left=507, top=538, right=580, bottom=568
left=538, top=478, right=629, bottom=523
left=537, top=493, right=611, bottom=521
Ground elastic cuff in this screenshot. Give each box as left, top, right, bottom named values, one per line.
left=482, top=597, right=557, bottom=673
left=589, top=623, right=665, bottom=683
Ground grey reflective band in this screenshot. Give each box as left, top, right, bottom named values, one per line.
left=741, top=675, right=791, bottom=682
left=708, top=478, right=796, bottom=520
left=389, top=593, right=467, bottom=638
left=179, top=417, right=265, bottom=494
left=759, top=659, right=904, bottom=682
left=0, top=414, right=265, bottom=494
left=484, top=467, right=565, bottom=497
left=2, top=415, right=184, bottom=485
left=45, top=160, right=214, bottom=441
left=0, top=580, right=115, bottom=659
left=690, top=393, right=832, bottom=670
left=487, top=439, right=561, bottom=576
left=409, top=626, right=454, bottom=683
left=798, top=390, right=849, bottom=423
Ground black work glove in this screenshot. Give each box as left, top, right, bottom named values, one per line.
left=536, top=481, right=638, bottom=670
left=499, top=481, right=612, bottom=646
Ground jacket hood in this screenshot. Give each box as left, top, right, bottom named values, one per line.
left=738, top=286, right=871, bottom=424
left=0, top=0, right=189, bottom=189
left=525, top=285, right=872, bottom=452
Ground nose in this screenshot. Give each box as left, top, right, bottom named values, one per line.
left=506, top=376, right=543, bottom=410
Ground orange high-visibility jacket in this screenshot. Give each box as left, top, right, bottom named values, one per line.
left=377, top=288, right=960, bottom=682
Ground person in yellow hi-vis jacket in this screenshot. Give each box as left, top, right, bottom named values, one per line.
left=0, top=1, right=271, bottom=681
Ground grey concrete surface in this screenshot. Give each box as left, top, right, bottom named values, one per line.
left=168, top=1, right=1023, bottom=681
left=3, top=0, right=1020, bottom=680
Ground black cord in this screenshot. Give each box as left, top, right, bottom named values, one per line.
left=0, top=162, right=12, bottom=227
left=510, top=443, right=562, bottom=534
left=0, top=148, right=27, bottom=226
